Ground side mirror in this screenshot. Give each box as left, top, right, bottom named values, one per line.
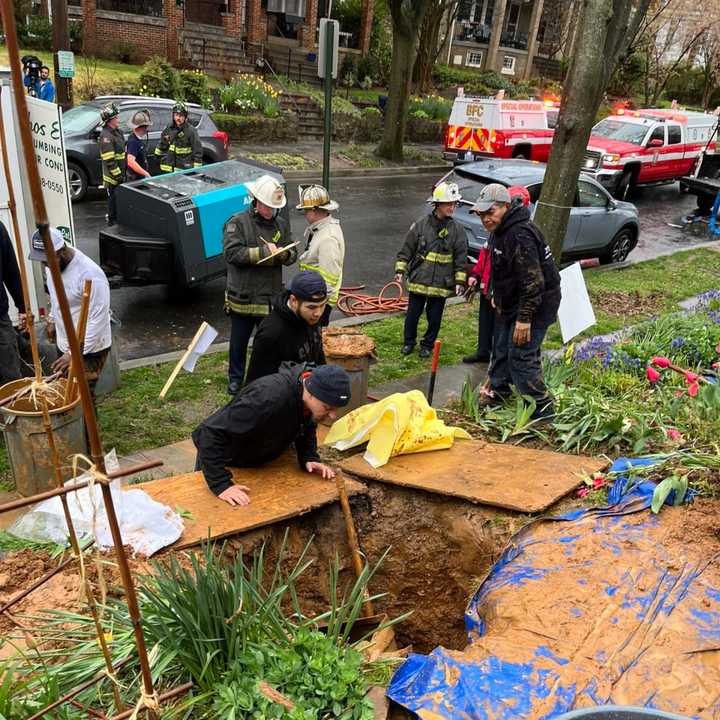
left=606, top=199, right=617, bottom=210
left=91, top=125, right=101, bottom=139
left=648, top=138, right=664, bottom=148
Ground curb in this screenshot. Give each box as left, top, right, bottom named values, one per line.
left=283, top=164, right=451, bottom=181
left=118, top=295, right=468, bottom=372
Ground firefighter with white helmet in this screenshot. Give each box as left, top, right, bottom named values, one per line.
left=394, top=180, right=467, bottom=357
left=98, top=102, right=125, bottom=225
left=223, top=173, right=297, bottom=395
left=125, top=109, right=152, bottom=182
left=296, top=184, right=345, bottom=326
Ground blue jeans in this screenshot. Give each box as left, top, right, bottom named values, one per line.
left=228, top=313, right=261, bottom=385
left=403, top=293, right=446, bottom=349
left=489, top=315, right=553, bottom=418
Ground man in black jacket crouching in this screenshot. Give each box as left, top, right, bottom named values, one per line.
left=192, top=363, right=350, bottom=506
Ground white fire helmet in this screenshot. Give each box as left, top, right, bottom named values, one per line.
left=296, top=184, right=339, bottom=212
left=246, top=174, right=287, bottom=209
left=427, top=181, right=462, bottom=204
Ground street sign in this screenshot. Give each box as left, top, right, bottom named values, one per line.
left=26, top=95, right=76, bottom=244
left=318, top=19, right=339, bottom=80
left=56, top=50, right=75, bottom=78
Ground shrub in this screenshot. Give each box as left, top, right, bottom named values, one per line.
left=356, top=55, right=377, bottom=84
left=18, top=16, right=52, bottom=50
left=340, top=53, right=357, bottom=81
left=105, top=40, right=142, bottom=64
left=409, top=94, right=451, bottom=121
left=69, top=19, right=83, bottom=53
left=363, top=105, right=381, bottom=116
left=179, top=68, right=211, bottom=106
left=410, top=109, right=429, bottom=119
left=360, top=75, right=374, bottom=90
left=137, top=56, right=181, bottom=99
left=432, top=64, right=525, bottom=96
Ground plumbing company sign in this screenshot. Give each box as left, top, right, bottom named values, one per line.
left=26, top=94, right=75, bottom=245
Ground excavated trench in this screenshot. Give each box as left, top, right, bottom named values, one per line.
left=224, top=480, right=525, bottom=654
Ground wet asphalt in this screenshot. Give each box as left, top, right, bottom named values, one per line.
left=71, top=174, right=705, bottom=361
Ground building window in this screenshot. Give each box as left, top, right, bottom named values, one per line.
left=466, top=51, right=483, bottom=68
left=501, top=55, right=516, bottom=75
left=453, top=54, right=464, bottom=66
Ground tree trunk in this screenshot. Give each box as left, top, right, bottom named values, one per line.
left=534, top=0, right=651, bottom=261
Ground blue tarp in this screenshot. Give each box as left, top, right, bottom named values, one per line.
left=388, top=458, right=720, bottom=719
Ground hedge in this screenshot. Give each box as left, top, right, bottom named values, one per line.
left=211, top=112, right=298, bottom=143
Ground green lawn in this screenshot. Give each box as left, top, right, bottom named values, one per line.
left=1, top=247, right=719, bottom=491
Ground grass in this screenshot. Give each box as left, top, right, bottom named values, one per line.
left=1, top=248, right=718, bottom=491
left=244, top=151, right=319, bottom=171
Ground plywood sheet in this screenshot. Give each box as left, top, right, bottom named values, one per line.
left=137, top=453, right=366, bottom=550
left=339, top=441, right=606, bottom=514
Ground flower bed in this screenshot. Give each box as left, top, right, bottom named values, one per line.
left=211, top=112, right=298, bottom=143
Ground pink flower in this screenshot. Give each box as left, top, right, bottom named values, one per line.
left=646, top=367, right=662, bottom=383
left=684, top=371, right=699, bottom=383
left=651, top=356, right=671, bottom=368
left=688, top=381, right=699, bottom=398
left=712, top=362, right=720, bottom=369
left=666, top=428, right=683, bottom=442
left=577, top=487, right=590, bottom=498
left=675, top=389, right=684, bottom=398
left=592, top=475, right=606, bottom=489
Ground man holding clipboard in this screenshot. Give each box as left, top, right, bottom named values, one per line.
left=223, top=174, right=298, bottom=396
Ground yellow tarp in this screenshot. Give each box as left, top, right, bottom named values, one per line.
left=324, top=390, right=471, bottom=468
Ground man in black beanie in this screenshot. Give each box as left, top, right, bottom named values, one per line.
left=192, top=363, right=351, bottom=506
left=245, top=270, right=328, bottom=385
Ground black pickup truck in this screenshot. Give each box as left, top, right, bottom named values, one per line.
left=680, top=120, right=720, bottom=214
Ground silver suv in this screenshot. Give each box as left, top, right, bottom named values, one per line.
left=62, top=96, right=229, bottom=202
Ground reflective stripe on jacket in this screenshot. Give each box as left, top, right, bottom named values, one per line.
left=99, top=126, right=126, bottom=187
left=155, top=121, right=203, bottom=172
left=298, top=215, right=345, bottom=305
left=395, top=212, right=467, bottom=298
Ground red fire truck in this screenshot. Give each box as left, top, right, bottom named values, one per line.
left=443, top=94, right=554, bottom=164
left=582, top=108, right=718, bottom=198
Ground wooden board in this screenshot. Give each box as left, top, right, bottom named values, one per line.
left=339, top=440, right=606, bottom=514
left=137, top=453, right=366, bottom=550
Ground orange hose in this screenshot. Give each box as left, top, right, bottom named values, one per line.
left=337, top=281, right=408, bottom=316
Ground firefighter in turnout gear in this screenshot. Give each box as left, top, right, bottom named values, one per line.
left=296, top=184, right=345, bottom=326
left=223, top=174, right=297, bottom=395
left=99, top=103, right=125, bottom=225
left=394, top=181, right=468, bottom=358
left=155, top=101, right=203, bottom=173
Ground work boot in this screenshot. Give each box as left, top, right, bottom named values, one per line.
left=227, top=380, right=241, bottom=396
left=418, top=346, right=432, bottom=359
left=401, top=344, right=415, bottom=356
left=463, top=352, right=490, bottom=364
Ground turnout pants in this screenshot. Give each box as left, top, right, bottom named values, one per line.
left=106, top=185, right=118, bottom=225
left=403, top=293, right=447, bottom=350
left=488, top=315, right=553, bottom=418
left=228, top=312, right=261, bottom=385
left=0, top=313, right=22, bottom=386
left=474, top=293, right=495, bottom=357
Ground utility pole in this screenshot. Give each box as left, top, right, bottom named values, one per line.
left=51, top=0, right=73, bottom=110
left=318, top=18, right=339, bottom=190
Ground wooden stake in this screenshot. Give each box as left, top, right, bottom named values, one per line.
left=335, top=472, right=374, bottom=618
left=0, top=87, right=42, bottom=383
left=0, top=5, right=158, bottom=715
left=64, top=279, right=93, bottom=405
left=159, top=321, right=208, bottom=399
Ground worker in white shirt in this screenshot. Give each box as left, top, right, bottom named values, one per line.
left=28, top=227, right=112, bottom=398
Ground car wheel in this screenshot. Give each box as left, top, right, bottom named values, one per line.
left=68, top=162, right=88, bottom=203
left=613, top=169, right=635, bottom=200
left=599, top=227, right=635, bottom=265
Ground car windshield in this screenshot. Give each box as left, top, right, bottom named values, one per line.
left=591, top=118, right=648, bottom=145
left=62, top=105, right=101, bottom=133
left=441, top=170, right=489, bottom=203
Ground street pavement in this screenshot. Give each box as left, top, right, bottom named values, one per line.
left=71, top=174, right=707, bottom=361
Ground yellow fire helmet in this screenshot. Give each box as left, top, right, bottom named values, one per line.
left=296, top=184, right=339, bottom=212
left=246, top=174, right=287, bottom=209
left=427, top=181, right=462, bottom=204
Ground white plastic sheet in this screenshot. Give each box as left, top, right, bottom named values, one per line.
left=558, top=262, right=596, bottom=343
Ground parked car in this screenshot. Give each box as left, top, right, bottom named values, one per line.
left=62, top=96, right=229, bottom=202
left=436, top=158, right=640, bottom=265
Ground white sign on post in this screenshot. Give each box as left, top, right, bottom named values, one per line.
left=318, top=19, right=340, bottom=80
left=557, top=262, right=596, bottom=344
left=26, top=95, right=75, bottom=245
left=57, top=51, right=75, bottom=79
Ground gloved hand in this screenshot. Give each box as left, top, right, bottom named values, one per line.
left=455, top=284, right=465, bottom=296
left=394, top=273, right=403, bottom=283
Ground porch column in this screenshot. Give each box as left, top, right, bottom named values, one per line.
left=523, top=0, right=545, bottom=79
left=301, top=0, right=319, bottom=48
left=163, top=0, right=183, bottom=62
left=247, top=0, right=267, bottom=45
left=359, top=0, right=374, bottom=56
left=81, top=0, right=97, bottom=56
left=486, top=0, right=508, bottom=71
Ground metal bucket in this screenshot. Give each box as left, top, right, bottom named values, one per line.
left=553, top=706, right=691, bottom=720
left=0, top=379, right=87, bottom=497
left=323, top=328, right=376, bottom=418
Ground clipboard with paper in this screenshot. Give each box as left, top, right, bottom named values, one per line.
left=256, top=241, right=300, bottom=265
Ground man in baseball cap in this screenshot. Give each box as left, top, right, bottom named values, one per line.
left=27, top=226, right=66, bottom=262
left=469, top=183, right=561, bottom=420
left=245, top=270, right=328, bottom=384
left=193, top=362, right=350, bottom=506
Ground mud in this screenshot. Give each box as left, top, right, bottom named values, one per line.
left=323, top=327, right=376, bottom=359
left=591, top=289, right=665, bottom=318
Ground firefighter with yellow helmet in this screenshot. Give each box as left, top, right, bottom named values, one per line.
left=223, top=174, right=297, bottom=395
left=98, top=102, right=125, bottom=225
left=394, top=181, right=467, bottom=358
left=296, top=184, right=345, bottom=326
